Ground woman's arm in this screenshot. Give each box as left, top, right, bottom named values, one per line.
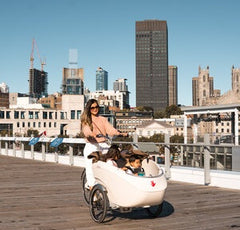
left=82, top=124, right=97, bottom=143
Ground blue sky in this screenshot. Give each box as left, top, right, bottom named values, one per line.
left=0, top=0, right=240, bottom=107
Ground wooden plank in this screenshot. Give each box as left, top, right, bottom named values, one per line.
left=0, top=155, right=239, bottom=230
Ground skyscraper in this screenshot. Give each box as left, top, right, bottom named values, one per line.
left=29, top=68, right=48, bottom=99
left=136, top=20, right=168, bottom=112
left=61, top=49, right=84, bottom=95
left=96, top=67, right=108, bottom=91
left=168, top=66, right=178, bottom=106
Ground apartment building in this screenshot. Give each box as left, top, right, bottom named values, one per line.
left=0, top=95, right=84, bottom=136
left=115, top=111, right=153, bottom=135
left=85, top=90, right=129, bottom=110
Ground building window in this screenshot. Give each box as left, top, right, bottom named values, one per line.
left=203, top=90, right=206, bottom=97
left=35, top=112, right=39, bottom=119
left=71, top=110, right=75, bottom=119
left=221, top=128, right=224, bottom=132
left=55, top=112, right=57, bottom=119
left=29, top=111, right=33, bottom=119
left=54, top=122, right=57, bottom=128
left=44, top=122, right=46, bottom=128
left=77, top=110, right=81, bottom=119
left=33, top=122, right=36, bottom=128
left=49, top=122, right=51, bottom=128
left=17, top=122, right=20, bottom=128
left=60, top=112, right=64, bottom=119
left=21, top=111, right=25, bottom=119
left=28, top=122, right=31, bottom=128
left=0, top=111, right=4, bottom=119
left=38, top=122, right=41, bottom=128
left=43, top=112, right=47, bottom=119
left=22, top=122, right=25, bottom=127
left=49, top=112, right=53, bottom=119
left=6, top=111, right=10, bottom=119
left=14, top=111, right=19, bottom=119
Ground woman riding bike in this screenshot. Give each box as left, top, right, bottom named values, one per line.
left=81, top=99, right=128, bottom=190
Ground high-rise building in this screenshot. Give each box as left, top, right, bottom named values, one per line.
left=168, top=66, right=178, bottom=106
left=113, top=78, right=130, bottom=109
left=61, top=68, right=84, bottom=95
left=96, top=67, right=108, bottom=91
left=192, top=66, right=214, bottom=106
left=136, top=20, right=168, bottom=112
left=113, top=78, right=128, bottom=92
left=61, top=50, right=84, bottom=95
left=29, top=68, right=48, bottom=99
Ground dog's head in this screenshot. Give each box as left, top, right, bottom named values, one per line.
left=87, top=151, right=105, bottom=163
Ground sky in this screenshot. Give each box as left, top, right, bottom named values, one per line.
left=1, top=0, right=240, bottom=107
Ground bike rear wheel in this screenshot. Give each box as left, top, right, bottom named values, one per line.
left=81, top=169, right=90, bottom=205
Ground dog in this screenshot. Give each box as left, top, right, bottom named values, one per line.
left=87, top=151, right=107, bottom=163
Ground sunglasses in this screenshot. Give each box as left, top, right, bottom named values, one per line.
left=90, top=105, right=99, bottom=110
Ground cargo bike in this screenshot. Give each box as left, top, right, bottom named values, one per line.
left=81, top=138, right=167, bottom=223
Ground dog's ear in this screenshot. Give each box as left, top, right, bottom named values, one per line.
left=88, top=151, right=99, bottom=159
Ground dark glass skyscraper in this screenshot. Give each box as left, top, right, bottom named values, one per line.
left=136, top=20, right=168, bottom=112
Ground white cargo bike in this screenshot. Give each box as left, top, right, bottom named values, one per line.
left=81, top=136, right=167, bottom=223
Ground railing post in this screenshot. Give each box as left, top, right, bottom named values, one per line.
left=13, top=136, right=16, bottom=157
left=204, top=134, right=211, bottom=185
left=30, top=134, right=34, bottom=159
left=164, top=133, right=171, bottom=179
left=180, top=145, right=184, bottom=166
left=54, top=147, right=59, bottom=163
left=186, top=146, right=189, bottom=166
left=5, top=134, right=8, bottom=155
left=69, top=144, right=73, bottom=166
left=192, top=146, right=196, bottom=167
left=42, top=142, right=46, bottom=161
left=21, top=135, right=25, bottom=158
left=54, top=135, right=59, bottom=163
left=223, top=147, right=227, bottom=170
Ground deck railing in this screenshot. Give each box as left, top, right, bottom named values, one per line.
left=0, top=134, right=239, bottom=186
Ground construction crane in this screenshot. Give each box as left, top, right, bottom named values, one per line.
left=30, top=38, right=46, bottom=71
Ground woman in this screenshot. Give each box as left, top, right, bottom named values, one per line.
left=81, top=99, right=127, bottom=188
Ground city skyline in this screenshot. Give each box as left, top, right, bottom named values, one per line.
left=1, top=0, right=240, bottom=107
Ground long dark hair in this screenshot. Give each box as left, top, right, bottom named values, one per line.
left=81, top=99, right=99, bottom=131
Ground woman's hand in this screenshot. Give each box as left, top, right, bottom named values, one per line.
left=120, top=132, right=128, bottom=137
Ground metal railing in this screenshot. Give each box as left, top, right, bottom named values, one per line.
left=0, top=134, right=238, bottom=186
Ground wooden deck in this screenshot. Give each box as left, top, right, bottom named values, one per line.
left=0, top=155, right=239, bottom=230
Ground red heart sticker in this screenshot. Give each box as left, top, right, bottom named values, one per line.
left=151, top=181, right=156, bottom=187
